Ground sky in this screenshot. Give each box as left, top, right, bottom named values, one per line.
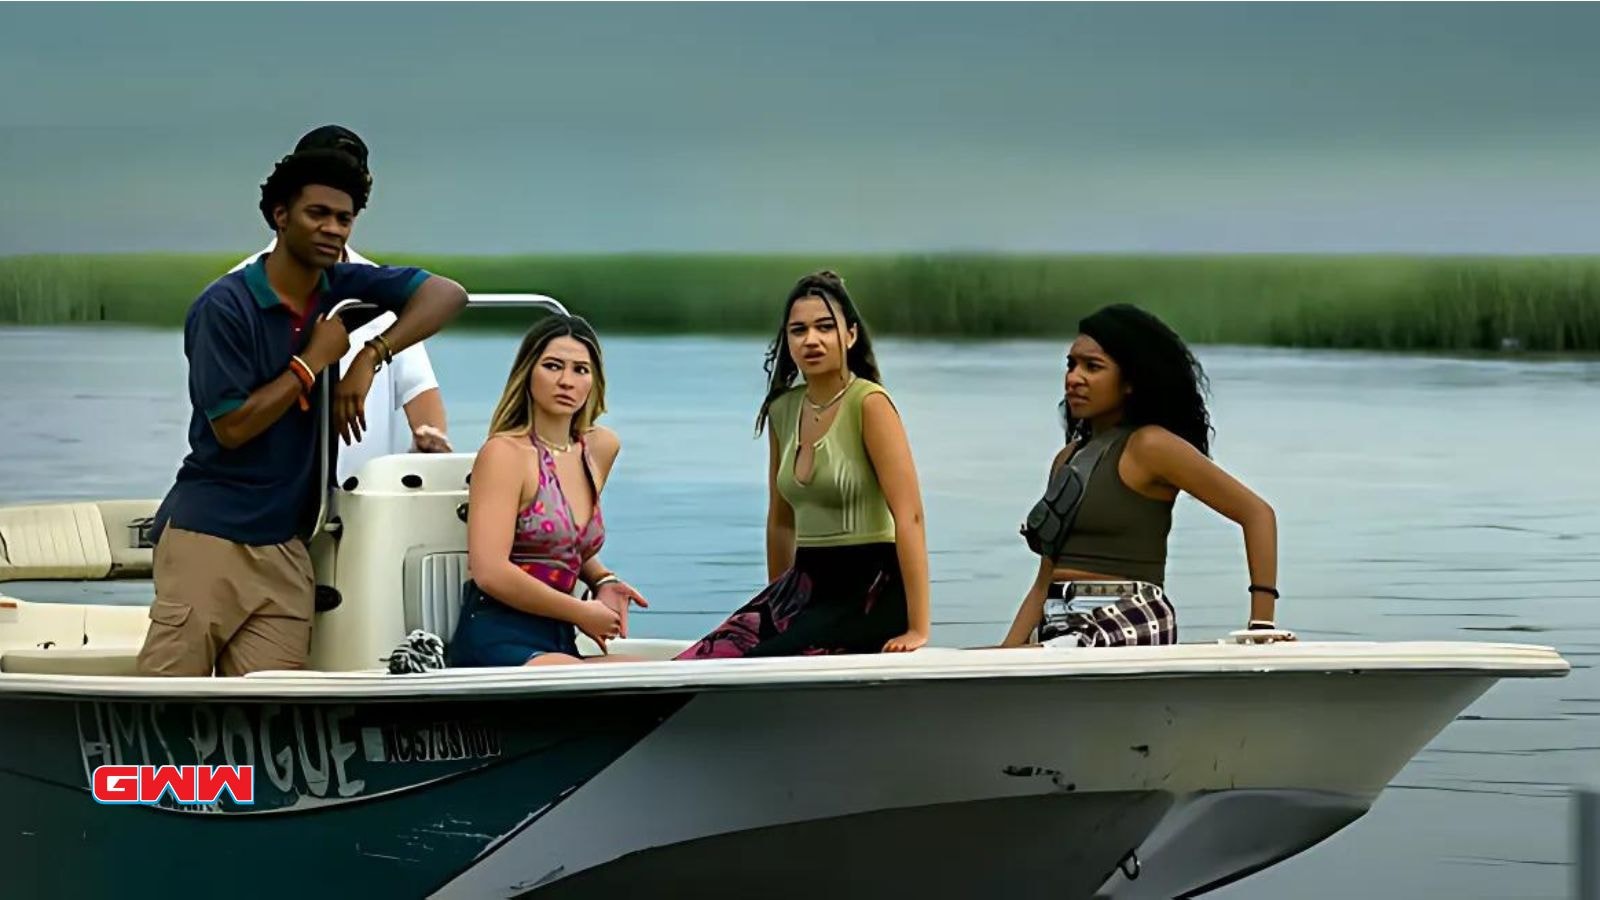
left=4, top=2, right=1600, bottom=256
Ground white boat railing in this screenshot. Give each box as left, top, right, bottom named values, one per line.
left=308, top=291, right=570, bottom=541
left=463, top=292, right=570, bottom=316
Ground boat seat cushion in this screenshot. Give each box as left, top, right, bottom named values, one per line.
left=410, top=551, right=469, bottom=643
left=0, top=503, right=114, bottom=581
left=0, top=501, right=156, bottom=582
left=0, top=646, right=142, bottom=676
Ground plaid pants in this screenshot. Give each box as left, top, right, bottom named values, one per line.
left=1041, top=580, right=1178, bottom=647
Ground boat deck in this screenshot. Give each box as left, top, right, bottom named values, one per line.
left=0, top=639, right=1569, bottom=700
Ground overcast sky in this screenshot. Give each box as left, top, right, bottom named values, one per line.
left=4, top=3, right=1599, bottom=255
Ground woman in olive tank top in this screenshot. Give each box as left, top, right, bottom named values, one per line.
left=676, top=271, right=931, bottom=658
left=1002, top=304, right=1293, bottom=647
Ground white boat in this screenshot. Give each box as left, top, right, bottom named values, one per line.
left=0, top=298, right=1570, bottom=899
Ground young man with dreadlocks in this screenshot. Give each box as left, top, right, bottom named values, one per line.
left=136, top=147, right=468, bottom=677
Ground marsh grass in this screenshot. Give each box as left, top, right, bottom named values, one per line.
left=5, top=252, right=1599, bottom=352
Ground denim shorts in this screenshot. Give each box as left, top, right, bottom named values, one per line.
left=446, top=579, right=581, bottom=667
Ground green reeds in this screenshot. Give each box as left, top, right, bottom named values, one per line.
left=4, top=252, right=1598, bottom=352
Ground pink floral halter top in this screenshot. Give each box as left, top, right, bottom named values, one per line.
left=510, top=433, right=606, bottom=594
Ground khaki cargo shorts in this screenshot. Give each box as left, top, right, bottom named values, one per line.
left=135, top=525, right=315, bottom=677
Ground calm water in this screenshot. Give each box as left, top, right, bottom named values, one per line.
left=3, top=325, right=1598, bottom=899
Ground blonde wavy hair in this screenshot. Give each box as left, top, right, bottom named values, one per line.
left=487, top=314, right=608, bottom=439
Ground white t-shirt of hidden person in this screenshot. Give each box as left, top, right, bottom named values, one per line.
left=229, top=242, right=441, bottom=484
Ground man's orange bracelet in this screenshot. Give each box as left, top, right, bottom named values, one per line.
left=288, top=355, right=315, bottom=410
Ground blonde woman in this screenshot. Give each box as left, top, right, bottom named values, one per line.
left=447, top=315, right=648, bottom=666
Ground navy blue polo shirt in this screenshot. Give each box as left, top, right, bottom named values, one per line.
left=152, top=254, right=432, bottom=547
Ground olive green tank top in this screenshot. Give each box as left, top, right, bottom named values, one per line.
left=772, top=379, right=898, bottom=547
left=1052, top=427, right=1175, bottom=585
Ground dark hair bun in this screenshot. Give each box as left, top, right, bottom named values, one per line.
left=794, top=270, right=847, bottom=299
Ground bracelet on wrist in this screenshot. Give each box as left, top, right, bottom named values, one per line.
left=366, top=334, right=395, bottom=368
left=363, top=339, right=387, bottom=373
left=288, top=355, right=315, bottom=388
left=288, top=355, right=315, bottom=410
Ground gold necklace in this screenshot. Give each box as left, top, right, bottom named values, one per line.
left=535, top=433, right=572, bottom=454
left=804, top=376, right=854, bottom=421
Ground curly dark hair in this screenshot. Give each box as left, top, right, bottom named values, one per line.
left=1072, top=303, right=1213, bottom=456
left=257, top=148, right=371, bottom=231
left=755, top=270, right=883, bottom=436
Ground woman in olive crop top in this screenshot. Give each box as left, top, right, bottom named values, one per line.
left=1002, top=304, right=1292, bottom=647
left=676, top=271, right=931, bottom=658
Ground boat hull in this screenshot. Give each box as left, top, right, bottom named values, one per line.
left=1, top=692, right=691, bottom=899
left=0, top=657, right=1513, bottom=899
